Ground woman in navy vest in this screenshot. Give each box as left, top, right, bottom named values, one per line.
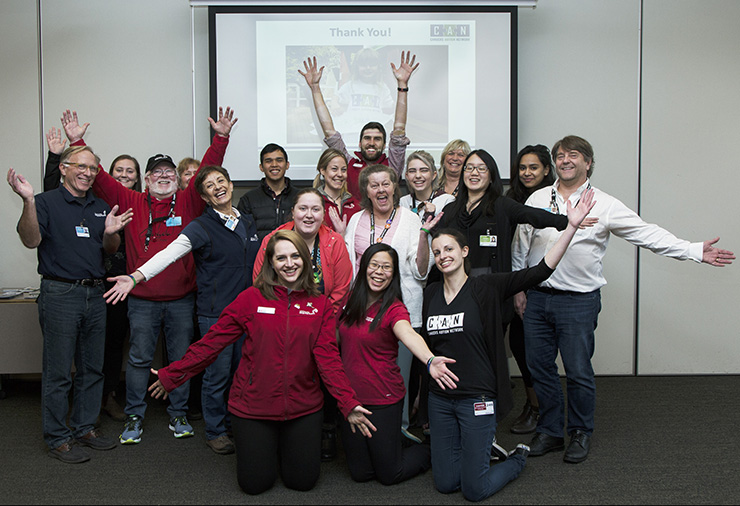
left=105, top=165, right=259, bottom=455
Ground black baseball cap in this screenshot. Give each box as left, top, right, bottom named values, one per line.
left=145, top=154, right=176, bottom=173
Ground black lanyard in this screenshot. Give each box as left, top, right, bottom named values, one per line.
left=145, top=191, right=177, bottom=252
left=550, top=183, right=591, bottom=214
left=370, top=207, right=397, bottom=244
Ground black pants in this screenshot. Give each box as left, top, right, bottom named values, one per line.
left=231, top=410, right=323, bottom=495
left=508, top=314, right=533, bottom=387
left=102, top=293, right=129, bottom=396
left=340, top=400, right=431, bottom=485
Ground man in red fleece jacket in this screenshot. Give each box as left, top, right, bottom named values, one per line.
left=61, top=108, right=238, bottom=444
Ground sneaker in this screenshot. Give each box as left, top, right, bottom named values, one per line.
left=76, top=428, right=117, bottom=450
left=169, top=416, right=194, bottom=438
left=509, top=443, right=530, bottom=458
left=49, top=441, right=90, bottom=464
left=490, top=436, right=508, bottom=462
left=120, top=415, right=143, bottom=444
left=206, top=434, right=235, bottom=455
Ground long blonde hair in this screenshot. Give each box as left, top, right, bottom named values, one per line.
left=312, top=148, right=348, bottom=195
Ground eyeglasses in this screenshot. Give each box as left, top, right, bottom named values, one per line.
left=463, top=165, right=488, bottom=173
left=150, top=168, right=176, bottom=178
left=368, top=261, right=393, bottom=273
left=63, top=162, right=99, bottom=174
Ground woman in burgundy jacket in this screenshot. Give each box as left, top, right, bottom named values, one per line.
left=148, top=230, right=374, bottom=495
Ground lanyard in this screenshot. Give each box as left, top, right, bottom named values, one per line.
left=145, top=191, right=177, bottom=252
left=411, top=194, right=433, bottom=216
left=311, top=238, right=322, bottom=285
left=550, top=183, right=591, bottom=214
left=370, top=207, right=397, bottom=244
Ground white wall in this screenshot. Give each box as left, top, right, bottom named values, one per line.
left=1, top=0, right=737, bottom=374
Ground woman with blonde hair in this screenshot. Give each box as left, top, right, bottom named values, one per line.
left=312, top=148, right=360, bottom=234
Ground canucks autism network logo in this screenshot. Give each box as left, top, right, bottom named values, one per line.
left=430, top=24, right=471, bottom=40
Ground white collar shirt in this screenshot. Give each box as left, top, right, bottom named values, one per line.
left=511, top=179, right=703, bottom=293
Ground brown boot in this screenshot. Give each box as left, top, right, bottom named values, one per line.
left=101, top=392, right=126, bottom=422
left=510, top=401, right=539, bottom=434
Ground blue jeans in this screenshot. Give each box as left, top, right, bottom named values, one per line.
left=428, top=393, right=526, bottom=502
left=198, top=316, right=244, bottom=440
left=125, top=294, right=194, bottom=419
left=38, top=279, right=106, bottom=449
left=523, top=289, right=601, bottom=438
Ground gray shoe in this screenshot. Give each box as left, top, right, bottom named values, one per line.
left=49, top=441, right=90, bottom=464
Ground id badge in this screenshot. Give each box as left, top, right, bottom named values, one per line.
left=224, top=217, right=237, bottom=231
left=75, top=226, right=90, bottom=238
left=479, top=235, right=497, bottom=247
left=165, top=216, right=182, bottom=227
left=473, top=401, right=495, bottom=416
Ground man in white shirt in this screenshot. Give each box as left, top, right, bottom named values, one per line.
left=512, top=135, right=734, bottom=464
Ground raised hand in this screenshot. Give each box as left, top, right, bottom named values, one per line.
left=104, top=204, right=134, bottom=235
left=422, top=210, right=444, bottom=232
left=428, top=356, right=459, bottom=390
left=566, top=188, right=596, bottom=228
left=60, top=110, right=89, bottom=143
left=328, top=206, right=347, bottom=236
left=46, top=127, right=67, bottom=155
left=390, top=51, right=419, bottom=86
left=298, top=57, right=325, bottom=89
left=701, top=237, right=735, bottom=267
left=209, top=106, right=238, bottom=137
left=347, top=405, right=377, bottom=438
left=7, top=168, right=35, bottom=201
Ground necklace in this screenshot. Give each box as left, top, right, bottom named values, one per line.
left=369, top=207, right=397, bottom=244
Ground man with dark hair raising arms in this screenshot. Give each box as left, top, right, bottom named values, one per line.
left=299, top=51, right=418, bottom=202
left=512, top=135, right=734, bottom=464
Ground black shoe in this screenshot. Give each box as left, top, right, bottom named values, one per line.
left=49, top=441, right=90, bottom=464
left=321, top=428, right=336, bottom=461
left=563, top=430, right=590, bottom=464
left=527, top=432, right=564, bottom=457
left=187, top=409, right=202, bottom=421
left=510, top=402, right=539, bottom=434
left=76, top=428, right=117, bottom=451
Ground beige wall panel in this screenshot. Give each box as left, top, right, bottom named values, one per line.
left=638, top=0, right=740, bottom=373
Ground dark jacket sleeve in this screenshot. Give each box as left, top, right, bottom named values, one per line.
left=43, top=151, right=61, bottom=192
left=236, top=193, right=252, bottom=219
left=502, top=196, right=568, bottom=231
left=480, top=259, right=555, bottom=301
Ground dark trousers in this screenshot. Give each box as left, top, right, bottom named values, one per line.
left=340, top=400, right=431, bottom=485
left=508, top=314, right=534, bottom=387
left=231, top=410, right=323, bottom=495
left=102, top=292, right=129, bottom=396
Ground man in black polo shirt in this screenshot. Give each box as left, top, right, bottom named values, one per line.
left=7, top=145, right=132, bottom=464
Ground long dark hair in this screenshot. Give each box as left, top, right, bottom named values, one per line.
left=505, top=144, right=555, bottom=204
left=444, top=149, right=503, bottom=218
left=108, top=154, right=142, bottom=192
left=340, top=243, right=402, bottom=332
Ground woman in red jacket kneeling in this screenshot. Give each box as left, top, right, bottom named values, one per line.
left=148, top=230, right=374, bottom=495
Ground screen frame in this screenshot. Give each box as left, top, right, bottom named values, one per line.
left=208, top=4, right=518, bottom=186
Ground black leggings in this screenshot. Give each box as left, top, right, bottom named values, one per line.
left=340, top=400, right=431, bottom=485
left=508, top=314, right=533, bottom=387
left=231, top=410, right=323, bottom=495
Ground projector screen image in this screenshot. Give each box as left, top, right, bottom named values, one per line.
left=210, top=8, right=515, bottom=183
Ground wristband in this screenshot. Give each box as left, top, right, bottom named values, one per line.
left=128, top=274, right=137, bottom=288
left=397, top=87, right=409, bottom=92
left=426, top=356, right=435, bottom=373
left=420, top=227, right=431, bottom=235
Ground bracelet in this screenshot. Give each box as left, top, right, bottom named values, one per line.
left=420, top=227, right=431, bottom=235
left=128, top=274, right=137, bottom=288
left=397, top=87, right=409, bottom=92
left=426, top=356, right=435, bottom=373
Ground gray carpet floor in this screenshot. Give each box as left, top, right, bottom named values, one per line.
left=1, top=375, right=738, bottom=505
